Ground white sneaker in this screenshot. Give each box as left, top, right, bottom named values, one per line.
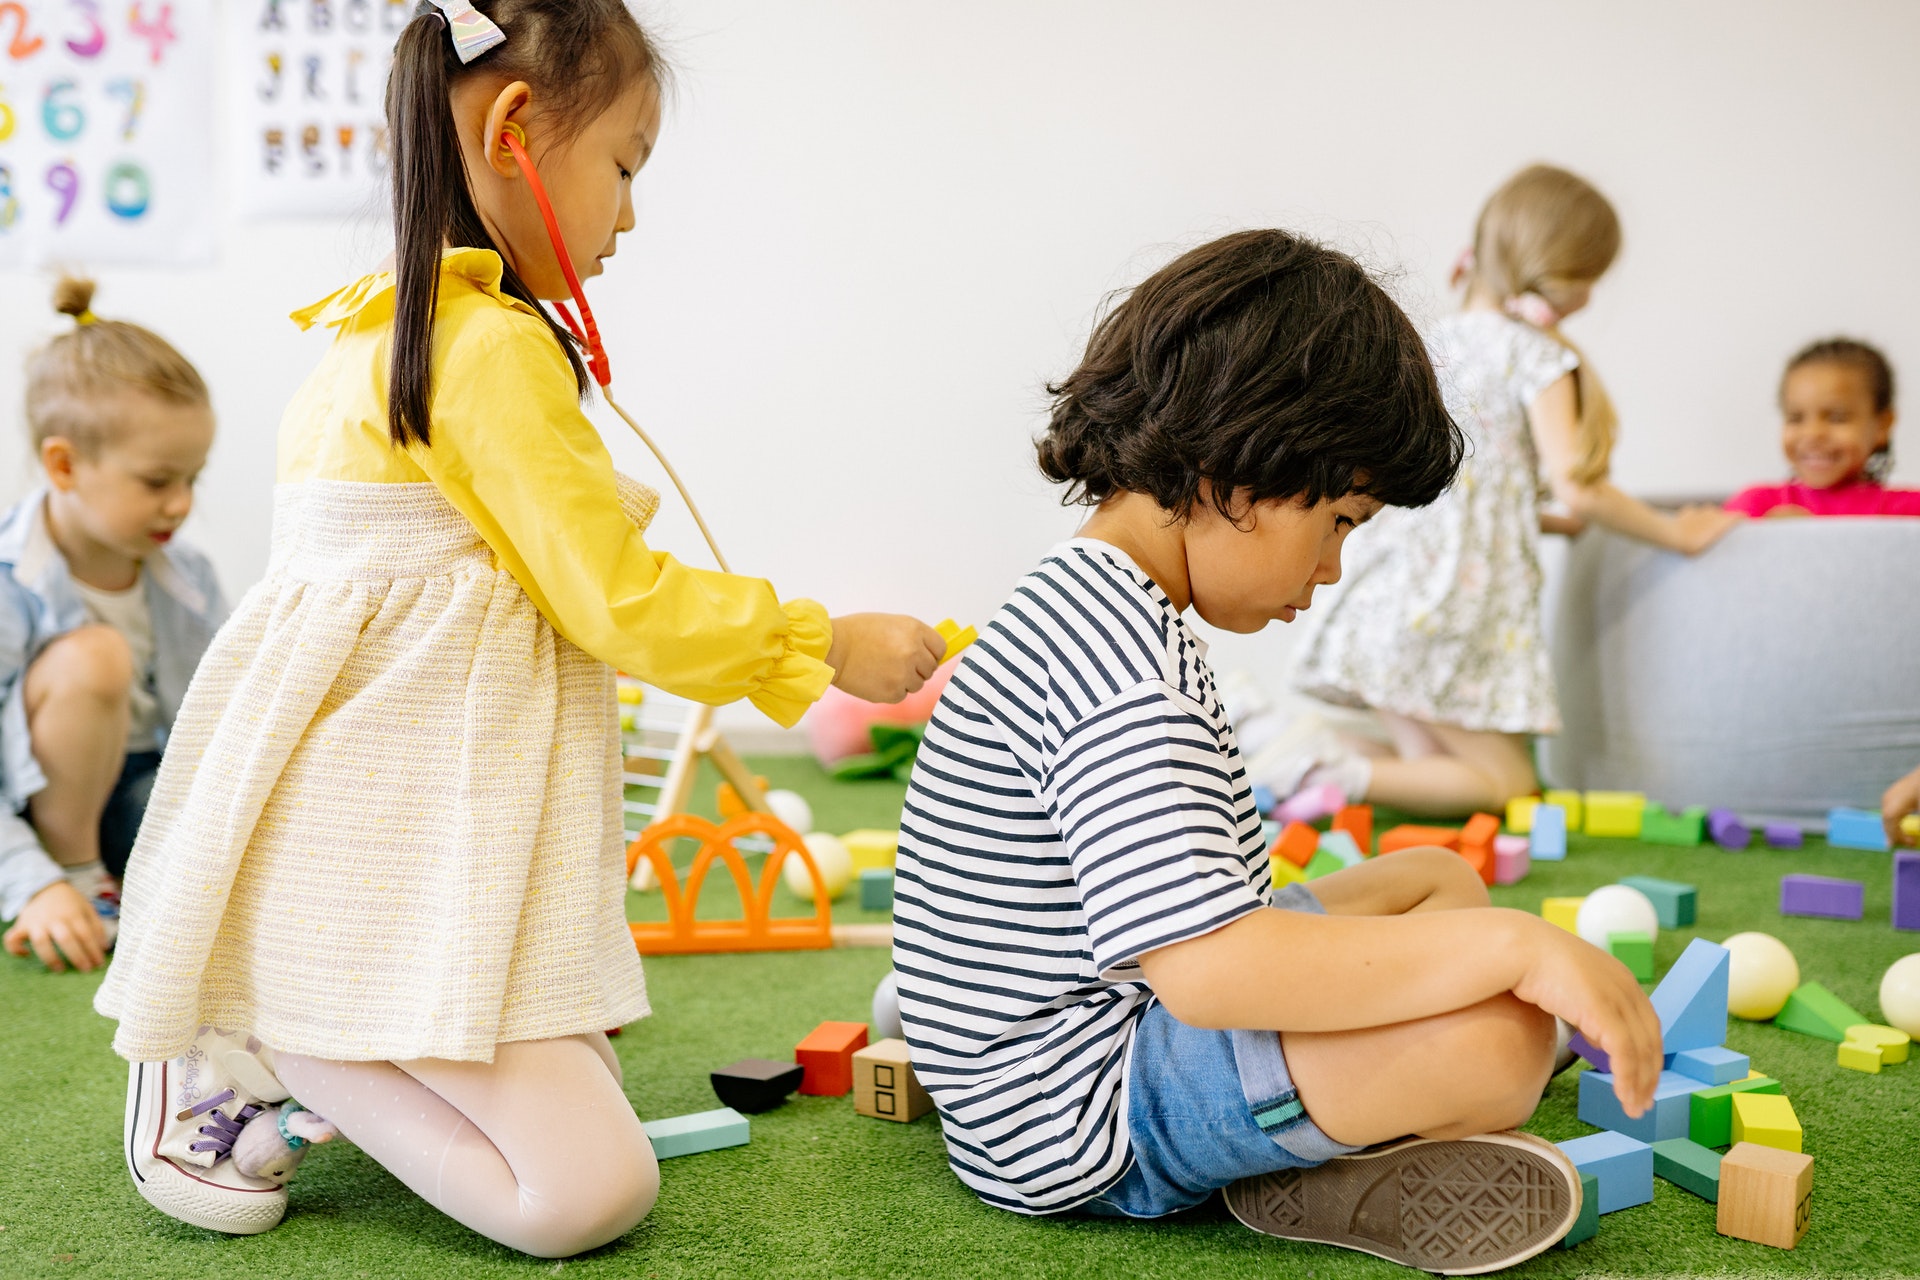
left=1241, top=710, right=1337, bottom=798
left=124, top=1028, right=293, bottom=1234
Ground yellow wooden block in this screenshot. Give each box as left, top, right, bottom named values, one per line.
left=1583, top=790, right=1646, bottom=838
left=1731, top=1092, right=1802, bottom=1153
left=1843, top=1024, right=1909, bottom=1066
left=616, top=685, right=645, bottom=705
left=1543, top=790, right=1584, bottom=831
left=1542, top=896, right=1586, bottom=933
left=1506, top=796, right=1540, bottom=834
left=935, top=619, right=978, bottom=665
left=1272, top=856, right=1307, bottom=888
left=1837, top=1040, right=1882, bottom=1073
left=842, top=828, right=899, bottom=873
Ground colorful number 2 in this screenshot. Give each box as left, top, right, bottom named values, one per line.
left=0, top=2, right=44, bottom=58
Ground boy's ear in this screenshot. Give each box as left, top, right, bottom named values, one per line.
left=483, top=80, right=534, bottom=179
left=39, top=437, right=80, bottom=491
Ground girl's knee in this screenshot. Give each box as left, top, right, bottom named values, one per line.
left=521, top=1138, right=658, bottom=1258
left=29, top=625, right=134, bottom=706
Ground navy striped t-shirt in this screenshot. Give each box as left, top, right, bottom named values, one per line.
left=893, top=539, right=1272, bottom=1214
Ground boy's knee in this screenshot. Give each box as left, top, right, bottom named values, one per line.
left=1420, top=846, right=1491, bottom=904
left=28, top=626, right=134, bottom=707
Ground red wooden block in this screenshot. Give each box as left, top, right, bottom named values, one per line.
left=796, top=1020, right=869, bottom=1096
left=1332, top=804, right=1374, bottom=856
left=1378, top=824, right=1461, bottom=855
left=1273, top=821, right=1320, bottom=869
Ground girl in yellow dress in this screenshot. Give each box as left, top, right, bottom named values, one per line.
left=95, top=0, right=942, bottom=1256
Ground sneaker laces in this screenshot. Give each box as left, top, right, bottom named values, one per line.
left=178, top=1089, right=265, bottom=1161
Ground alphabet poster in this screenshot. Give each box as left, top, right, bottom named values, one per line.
left=0, top=0, right=216, bottom=266
left=232, top=0, right=406, bottom=219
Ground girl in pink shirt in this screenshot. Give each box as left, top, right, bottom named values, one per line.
left=1726, top=339, right=1920, bottom=516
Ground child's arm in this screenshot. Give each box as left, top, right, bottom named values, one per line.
left=0, top=833, right=106, bottom=972
left=1528, top=375, right=1742, bottom=555
left=1885, top=761, right=1920, bottom=845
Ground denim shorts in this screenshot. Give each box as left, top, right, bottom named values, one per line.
left=1081, top=882, right=1364, bottom=1219
left=97, top=750, right=161, bottom=880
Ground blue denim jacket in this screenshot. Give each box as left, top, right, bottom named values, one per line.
left=0, top=487, right=228, bottom=811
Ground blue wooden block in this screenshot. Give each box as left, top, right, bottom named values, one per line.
left=1827, top=806, right=1891, bottom=851
left=1651, top=937, right=1730, bottom=1054
left=1530, top=804, right=1568, bottom=860
left=1252, top=784, right=1276, bottom=816
left=1317, top=829, right=1363, bottom=866
left=859, top=867, right=895, bottom=912
left=1557, top=1131, right=1654, bottom=1213
left=645, top=1107, right=750, bottom=1159
left=1577, top=1069, right=1700, bottom=1143
left=1671, top=1045, right=1749, bottom=1086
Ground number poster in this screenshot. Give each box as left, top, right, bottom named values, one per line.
left=0, top=0, right=214, bottom=265
left=232, top=0, right=407, bottom=219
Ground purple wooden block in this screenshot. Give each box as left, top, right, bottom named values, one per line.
left=1568, top=1030, right=1610, bottom=1073
left=1780, top=873, right=1864, bottom=920
left=1896, top=852, right=1920, bottom=932
left=1707, top=808, right=1750, bottom=849
left=1763, top=822, right=1803, bottom=849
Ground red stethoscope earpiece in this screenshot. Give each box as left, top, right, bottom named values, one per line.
left=500, top=125, right=612, bottom=388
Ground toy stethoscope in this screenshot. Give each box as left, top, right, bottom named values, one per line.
left=499, top=122, right=735, bottom=576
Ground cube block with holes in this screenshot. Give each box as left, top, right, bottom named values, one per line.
left=853, top=1037, right=933, bottom=1123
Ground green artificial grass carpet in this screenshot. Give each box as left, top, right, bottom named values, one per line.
left=4, top=758, right=1918, bottom=1279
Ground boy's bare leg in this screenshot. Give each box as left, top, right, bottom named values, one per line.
left=24, top=625, right=132, bottom=869
left=1362, top=721, right=1536, bottom=817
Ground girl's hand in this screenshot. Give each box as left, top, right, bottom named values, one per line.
left=1509, top=916, right=1663, bottom=1116
left=825, top=614, right=947, bottom=705
left=1667, top=505, right=1744, bottom=555
left=1883, top=762, right=1920, bottom=846
left=2, top=881, right=107, bottom=973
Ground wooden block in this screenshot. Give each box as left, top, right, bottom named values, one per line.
left=1577, top=1069, right=1699, bottom=1143
left=1556, top=1131, right=1652, bottom=1213
left=1842, top=1023, right=1910, bottom=1065
left=1779, top=874, right=1864, bottom=921
left=1493, top=835, right=1530, bottom=885
left=842, top=828, right=899, bottom=872
left=1774, top=982, right=1868, bottom=1043
left=1585, top=790, right=1646, bottom=838
left=1542, top=896, right=1585, bottom=933
left=1652, top=938, right=1730, bottom=1054
left=1640, top=804, right=1708, bottom=847
left=1271, top=855, right=1307, bottom=888
left=1717, top=1143, right=1812, bottom=1249
left=935, top=618, right=977, bottom=664
left=852, top=1037, right=933, bottom=1122
left=1378, top=824, right=1460, bottom=855
left=1273, top=821, right=1319, bottom=869
left=1671, top=1045, right=1750, bottom=1086
left=1461, top=812, right=1501, bottom=848
left=1689, top=1076, right=1782, bottom=1148
left=796, top=1020, right=869, bottom=1096
left=1731, top=1092, right=1802, bottom=1153
left=1617, top=875, right=1697, bottom=928
left=1506, top=795, right=1540, bottom=834
left=1316, top=829, right=1364, bottom=866
left=1530, top=804, right=1568, bottom=860
left=1304, top=848, right=1348, bottom=880
left=1894, top=851, right=1920, bottom=931
left=1556, top=1172, right=1599, bottom=1249
left=859, top=867, right=895, bottom=912
left=1331, top=804, right=1373, bottom=855
left=645, top=1107, right=750, bottom=1159
left=710, top=1059, right=805, bottom=1114
left=1826, top=806, right=1890, bottom=851
left=1653, top=1137, right=1722, bottom=1202
left=1708, top=807, right=1751, bottom=850
left=1543, top=789, right=1584, bottom=830
left=1837, top=1039, right=1883, bottom=1073
left=1608, top=931, right=1654, bottom=982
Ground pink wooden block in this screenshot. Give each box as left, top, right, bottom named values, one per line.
left=1494, top=835, right=1531, bottom=885
left=1275, top=782, right=1347, bottom=825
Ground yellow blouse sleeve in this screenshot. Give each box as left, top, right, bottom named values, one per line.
left=414, top=317, right=833, bottom=727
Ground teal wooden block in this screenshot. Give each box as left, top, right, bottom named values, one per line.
left=1608, top=931, right=1655, bottom=981
left=646, top=1107, right=749, bottom=1159
left=1652, top=1137, right=1722, bottom=1202
left=859, top=868, right=895, bottom=912
left=1317, top=829, right=1364, bottom=865
left=1617, top=875, right=1697, bottom=928
left=1557, top=1172, right=1600, bottom=1249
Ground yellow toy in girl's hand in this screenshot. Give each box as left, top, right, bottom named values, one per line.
left=784, top=833, right=852, bottom=903
left=1723, top=932, right=1800, bottom=1021
left=936, top=619, right=977, bottom=665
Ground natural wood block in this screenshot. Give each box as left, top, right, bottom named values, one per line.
left=1717, top=1142, right=1812, bottom=1249
left=853, top=1037, right=933, bottom=1122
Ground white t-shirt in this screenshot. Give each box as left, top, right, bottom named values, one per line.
left=72, top=573, right=160, bottom=752
left=894, top=539, right=1271, bottom=1213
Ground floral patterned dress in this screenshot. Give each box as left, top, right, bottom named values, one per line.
left=1291, top=311, right=1578, bottom=735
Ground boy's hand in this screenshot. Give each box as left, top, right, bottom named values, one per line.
left=1668, top=505, right=1743, bottom=555
left=3, top=880, right=107, bottom=973
left=1510, top=917, right=1663, bottom=1116
left=1885, top=762, right=1920, bottom=846
left=825, top=614, right=947, bottom=705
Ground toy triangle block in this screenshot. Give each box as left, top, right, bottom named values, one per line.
left=1651, top=938, right=1730, bottom=1054
left=1773, top=982, right=1867, bottom=1043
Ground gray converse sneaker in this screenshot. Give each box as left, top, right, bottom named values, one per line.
left=1224, top=1132, right=1582, bottom=1275
left=124, top=1028, right=293, bottom=1234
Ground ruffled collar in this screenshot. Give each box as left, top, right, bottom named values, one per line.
left=291, top=247, right=545, bottom=330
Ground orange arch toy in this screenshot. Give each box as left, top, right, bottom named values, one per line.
left=625, top=813, right=833, bottom=954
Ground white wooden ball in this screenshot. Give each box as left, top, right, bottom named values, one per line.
left=783, top=831, right=851, bottom=902
left=1575, top=884, right=1659, bottom=950
left=765, top=788, right=813, bottom=835
left=1880, top=953, right=1920, bottom=1038
left=1723, top=931, right=1800, bottom=1021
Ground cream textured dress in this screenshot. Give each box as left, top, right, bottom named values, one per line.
left=96, top=250, right=834, bottom=1063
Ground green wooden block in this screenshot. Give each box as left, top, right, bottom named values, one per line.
left=1608, top=930, right=1655, bottom=981
left=1304, top=849, right=1347, bottom=880
left=1688, top=1076, right=1781, bottom=1148
left=645, top=1107, right=750, bottom=1159
left=1558, top=1172, right=1600, bottom=1249
left=1652, top=1137, right=1722, bottom=1201
left=859, top=868, right=895, bottom=912
left=1639, top=805, right=1707, bottom=847
left=1774, top=981, right=1868, bottom=1043
left=1617, top=874, right=1697, bottom=928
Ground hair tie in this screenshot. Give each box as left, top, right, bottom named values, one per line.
left=1503, top=291, right=1561, bottom=330
left=425, top=0, right=504, bottom=63
left=75, top=310, right=98, bottom=326
left=1448, top=247, right=1476, bottom=289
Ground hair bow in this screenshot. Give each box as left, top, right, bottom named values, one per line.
left=427, top=0, right=505, bottom=63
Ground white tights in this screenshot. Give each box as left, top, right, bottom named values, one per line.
left=276, top=1033, right=658, bottom=1258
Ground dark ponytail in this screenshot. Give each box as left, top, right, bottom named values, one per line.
left=384, top=0, right=667, bottom=449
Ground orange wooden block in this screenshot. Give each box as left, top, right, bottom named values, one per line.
left=796, top=1021, right=870, bottom=1096
left=1273, top=821, right=1320, bottom=869
left=1459, top=811, right=1500, bottom=885
left=1332, top=804, right=1374, bottom=856
left=1717, top=1142, right=1812, bottom=1249
left=1378, top=825, right=1461, bottom=855
left=1458, top=840, right=1495, bottom=885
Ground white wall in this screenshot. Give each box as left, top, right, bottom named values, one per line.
left=5, top=0, right=1917, bottom=741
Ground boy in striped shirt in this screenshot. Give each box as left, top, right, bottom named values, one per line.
left=894, top=230, right=1663, bottom=1274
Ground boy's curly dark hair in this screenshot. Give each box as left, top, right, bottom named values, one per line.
left=1038, top=229, right=1464, bottom=521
